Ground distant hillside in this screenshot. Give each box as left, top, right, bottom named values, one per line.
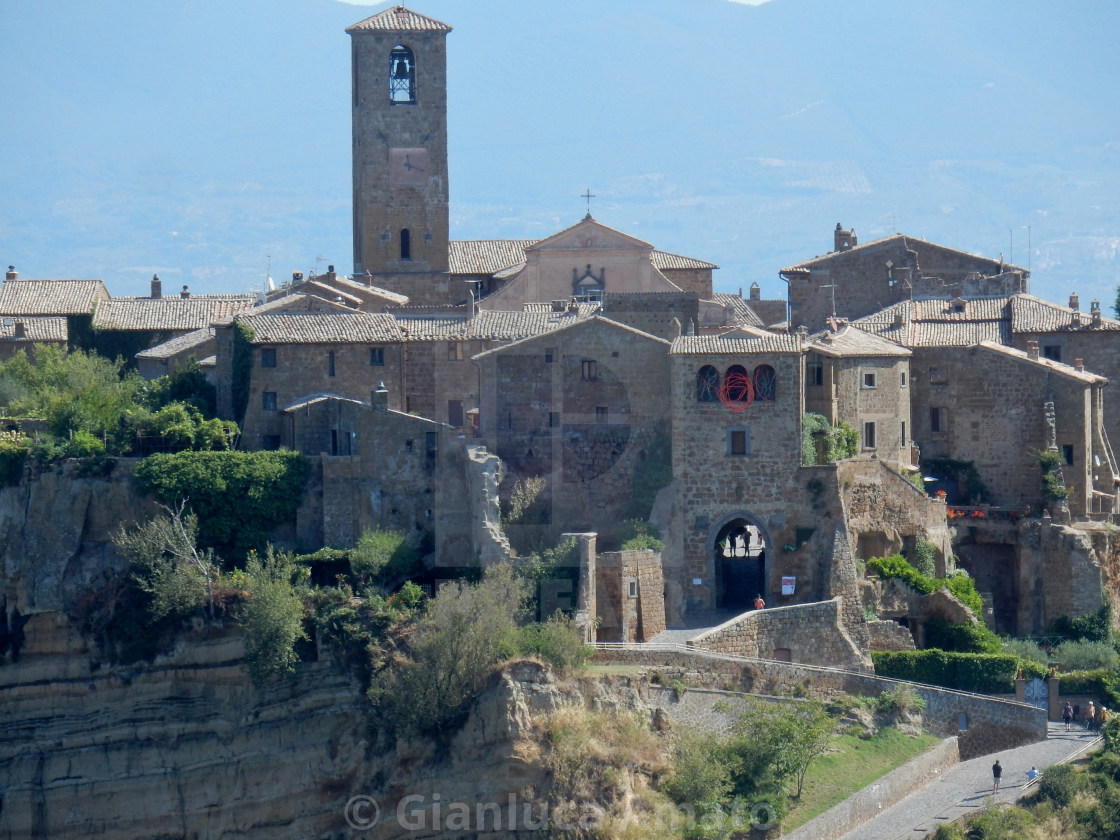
left=1, top=0, right=1116, bottom=306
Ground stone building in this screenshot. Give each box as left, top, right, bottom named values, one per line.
left=0, top=269, right=109, bottom=350
left=780, top=223, right=1028, bottom=332
left=474, top=316, right=672, bottom=547
left=804, top=321, right=914, bottom=471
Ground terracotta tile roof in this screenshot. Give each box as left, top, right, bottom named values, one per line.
left=135, top=327, right=214, bottom=360
left=1010, top=293, right=1120, bottom=333
left=448, top=240, right=716, bottom=275
left=853, top=298, right=1013, bottom=347
left=449, top=240, right=535, bottom=275
left=522, top=302, right=601, bottom=316
left=671, top=332, right=802, bottom=355
left=395, top=309, right=593, bottom=341
left=0, top=279, right=109, bottom=315
left=237, top=313, right=402, bottom=344
left=472, top=315, right=668, bottom=361
left=807, top=324, right=911, bottom=357
left=977, top=341, right=1105, bottom=384
left=346, top=6, right=451, bottom=32
left=650, top=250, right=718, bottom=270
left=329, top=275, right=410, bottom=304
left=0, top=316, right=67, bottom=342
left=92, top=296, right=256, bottom=331
left=711, top=293, right=764, bottom=327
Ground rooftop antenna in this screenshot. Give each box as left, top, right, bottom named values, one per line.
left=820, top=283, right=838, bottom=319
left=314, top=256, right=329, bottom=277
left=265, top=255, right=274, bottom=291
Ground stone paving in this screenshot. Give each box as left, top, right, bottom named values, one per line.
left=648, top=610, right=742, bottom=645
left=833, top=722, right=1101, bottom=840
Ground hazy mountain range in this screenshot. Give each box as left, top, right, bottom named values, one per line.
left=2, top=0, right=1117, bottom=312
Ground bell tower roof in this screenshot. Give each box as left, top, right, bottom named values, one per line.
left=346, top=6, right=452, bottom=33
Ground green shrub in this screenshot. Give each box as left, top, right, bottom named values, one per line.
left=922, top=618, right=1002, bottom=654
left=912, top=539, right=937, bottom=577
left=875, top=684, right=926, bottom=716
left=1051, top=602, right=1112, bottom=643
left=662, top=732, right=736, bottom=806
left=501, top=611, right=592, bottom=672
left=866, top=555, right=983, bottom=616
left=61, top=429, right=106, bottom=458
left=618, top=518, right=664, bottom=552
left=240, top=548, right=309, bottom=684
left=1039, top=449, right=1070, bottom=503
left=1059, top=669, right=1113, bottom=698
left=1053, top=639, right=1120, bottom=671
left=1002, top=638, right=1049, bottom=667
left=1035, top=763, right=1083, bottom=808
left=350, top=528, right=420, bottom=586
left=802, top=413, right=859, bottom=465
left=871, top=650, right=1047, bottom=693
left=134, top=450, right=311, bottom=559
left=0, top=430, right=29, bottom=485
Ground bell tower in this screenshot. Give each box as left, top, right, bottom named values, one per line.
left=348, top=6, right=451, bottom=289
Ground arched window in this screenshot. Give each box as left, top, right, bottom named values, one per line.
left=753, top=365, right=776, bottom=401
left=723, top=364, right=752, bottom=404
left=697, top=365, right=720, bottom=402
left=389, top=45, right=415, bottom=103
left=400, top=228, right=411, bottom=260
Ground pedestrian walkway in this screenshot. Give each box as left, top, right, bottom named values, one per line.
left=833, top=722, right=1101, bottom=840
left=648, top=609, right=742, bottom=645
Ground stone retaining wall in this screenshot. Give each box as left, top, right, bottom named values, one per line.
left=687, top=598, right=868, bottom=671
left=593, top=648, right=1046, bottom=759
left=783, top=736, right=961, bottom=840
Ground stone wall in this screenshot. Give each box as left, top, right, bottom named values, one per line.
left=867, top=618, right=917, bottom=651
left=686, top=598, right=870, bottom=671
left=595, top=549, right=665, bottom=642
left=592, top=648, right=1047, bottom=760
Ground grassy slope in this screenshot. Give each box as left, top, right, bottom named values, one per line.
left=785, top=728, right=942, bottom=829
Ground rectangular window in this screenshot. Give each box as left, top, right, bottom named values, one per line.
left=330, top=429, right=339, bottom=456
left=1062, top=444, right=1074, bottom=465
left=582, top=359, right=597, bottom=381
left=930, top=406, right=945, bottom=433
left=1043, top=345, right=1062, bottom=362
left=549, top=411, right=560, bottom=428
left=901, top=421, right=907, bottom=446
left=448, top=342, right=463, bottom=361
left=596, top=406, right=608, bottom=424
left=863, top=421, right=876, bottom=449
left=863, top=372, right=877, bottom=388
left=327, top=351, right=335, bottom=377
left=260, top=347, right=276, bottom=368
left=727, top=428, right=750, bottom=456
left=806, top=352, right=823, bottom=386
left=929, top=367, right=947, bottom=384
left=545, top=347, right=556, bottom=364
left=628, top=581, right=638, bottom=599
left=425, top=431, right=438, bottom=457
left=900, top=370, right=908, bottom=387
left=370, top=347, right=384, bottom=366
left=262, top=392, right=277, bottom=411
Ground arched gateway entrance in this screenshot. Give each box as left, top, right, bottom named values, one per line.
left=709, top=512, right=772, bottom=611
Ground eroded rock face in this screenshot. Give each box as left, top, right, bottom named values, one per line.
left=0, top=623, right=600, bottom=839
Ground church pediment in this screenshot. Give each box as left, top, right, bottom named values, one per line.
left=526, top=215, right=653, bottom=254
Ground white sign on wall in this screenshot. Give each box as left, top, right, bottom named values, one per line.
left=781, top=576, right=796, bottom=595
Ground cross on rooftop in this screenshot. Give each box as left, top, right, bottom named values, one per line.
left=582, top=188, right=596, bottom=212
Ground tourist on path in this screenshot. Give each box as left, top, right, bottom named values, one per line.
left=992, top=759, right=1002, bottom=793
left=1086, top=701, right=1096, bottom=731
left=1063, top=701, right=1074, bottom=731
left=753, top=594, right=765, bottom=610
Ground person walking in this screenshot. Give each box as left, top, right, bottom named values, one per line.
left=992, top=759, right=1002, bottom=793
left=1063, top=701, right=1074, bottom=731
left=753, top=594, right=765, bottom=610
left=1086, top=700, right=1096, bottom=731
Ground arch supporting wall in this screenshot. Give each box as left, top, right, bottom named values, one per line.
left=707, top=509, right=775, bottom=610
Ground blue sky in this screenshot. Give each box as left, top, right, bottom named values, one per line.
left=1, top=0, right=1117, bottom=311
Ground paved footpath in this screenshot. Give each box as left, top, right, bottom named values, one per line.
left=834, top=722, right=1101, bottom=840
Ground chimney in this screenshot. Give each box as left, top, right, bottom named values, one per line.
left=1072, top=310, right=1082, bottom=328
left=151, top=274, right=162, bottom=298
left=364, top=270, right=373, bottom=287
left=893, top=311, right=905, bottom=328
left=1069, top=292, right=1079, bottom=311
left=292, top=271, right=304, bottom=283
left=13, top=321, right=25, bottom=339
left=372, top=382, right=389, bottom=414
left=551, top=300, right=566, bottom=313
left=5, top=266, right=16, bottom=282
left=749, top=282, right=761, bottom=301
left=1075, top=358, right=1084, bottom=372
left=1027, top=340, right=1039, bottom=360
left=326, top=264, right=336, bottom=281
left=180, top=285, right=190, bottom=299
left=1092, top=300, right=1102, bottom=327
